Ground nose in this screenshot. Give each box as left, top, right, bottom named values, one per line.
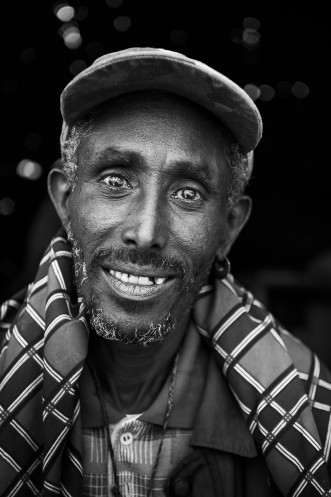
left=121, top=194, right=167, bottom=251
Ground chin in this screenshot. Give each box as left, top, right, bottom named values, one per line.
left=88, top=305, right=177, bottom=347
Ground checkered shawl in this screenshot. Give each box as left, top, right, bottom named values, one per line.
left=1, top=229, right=331, bottom=496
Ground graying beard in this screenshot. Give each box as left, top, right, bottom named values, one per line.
left=67, top=226, right=179, bottom=346
left=67, top=225, right=88, bottom=283
left=89, top=307, right=177, bottom=347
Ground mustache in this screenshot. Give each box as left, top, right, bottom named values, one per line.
left=90, top=247, right=186, bottom=278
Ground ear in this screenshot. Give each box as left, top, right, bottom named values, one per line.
left=216, top=195, right=252, bottom=259
left=47, top=168, right=71, bottom=231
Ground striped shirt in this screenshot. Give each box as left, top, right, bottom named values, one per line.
left=82, top=416, right=193, bottom=496
left=80, top=318, right=207, bottom=496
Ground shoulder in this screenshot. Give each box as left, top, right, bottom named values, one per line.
left=231, top=276, right=331, bottom=455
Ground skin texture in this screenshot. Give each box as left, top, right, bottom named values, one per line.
left=49, top=92, right=251, bottom=412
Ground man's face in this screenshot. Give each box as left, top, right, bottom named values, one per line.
left=66, top=92, right=232, bottom=345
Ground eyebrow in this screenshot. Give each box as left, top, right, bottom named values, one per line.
left=88, top=146, right=145, bottom=170
left=89, top=146, right=221, bottom=186
left=165, top=161, right=218, bottom=185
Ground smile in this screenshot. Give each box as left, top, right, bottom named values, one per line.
left=102, top=268, right=177, bottom=300
left=109, top=270, right=167, bottom=286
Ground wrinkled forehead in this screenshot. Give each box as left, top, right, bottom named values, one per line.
left=61, top=90, right=233, bottom=153
left=90, top=90, right=232, bottom=137
left=76, top=91, right=233, bottom=182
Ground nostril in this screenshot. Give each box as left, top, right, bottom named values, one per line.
left=121, top=217, right=167, bottom=250
left=123, top=236, right=138, bottom=247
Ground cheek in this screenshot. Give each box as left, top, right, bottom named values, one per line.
left=67, top=192, right=113, bottom=255
left=173, top=209, right=228, bottom=267
left=68, top=184, right=132, bottom=238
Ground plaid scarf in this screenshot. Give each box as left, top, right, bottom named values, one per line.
left=1, top=229, right=331, bottom=496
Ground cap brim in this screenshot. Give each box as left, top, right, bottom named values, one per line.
left=60, top=47, right=262, bottom=154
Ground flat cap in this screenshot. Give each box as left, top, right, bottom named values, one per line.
left=60, top=47, right=262, bottom=154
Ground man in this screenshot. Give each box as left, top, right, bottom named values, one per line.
left=0, top=47, right=331, bottom=497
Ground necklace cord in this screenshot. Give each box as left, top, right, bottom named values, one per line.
left=148, top=353, right=178, bottom=493
left=87, top=352, right=179, bottom=497
left=87, top=361, right=122, bottom=496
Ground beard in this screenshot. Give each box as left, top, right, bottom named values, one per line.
left=89, top=306, right=176, bottom=346
left=67, top=226, right=213, bottom=347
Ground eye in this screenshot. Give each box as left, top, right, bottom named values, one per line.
left=101, top=174, right=132, bottom=190
left=172, top=187, right=202, bottom=202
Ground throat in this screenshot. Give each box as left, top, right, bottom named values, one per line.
left=87, top=313, right=190, bottom=414
left=107, top=365, right=172, bottom=414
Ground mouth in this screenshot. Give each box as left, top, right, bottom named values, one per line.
left=101, top=267, right=178, bottom=300
left=110, top=269, right=169, bottom=286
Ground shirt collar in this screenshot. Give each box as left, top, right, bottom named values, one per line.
left=142, top=321, right=257, bottom=457
left=80, top=320, right=257, bottom=458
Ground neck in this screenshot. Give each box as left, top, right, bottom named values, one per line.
left=88, top=313, right=190, bottom=414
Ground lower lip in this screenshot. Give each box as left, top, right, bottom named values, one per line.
left=102, top=270, right=177, bottom=301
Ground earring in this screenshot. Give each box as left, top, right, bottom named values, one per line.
left=213, top=255, right=231, bottom=279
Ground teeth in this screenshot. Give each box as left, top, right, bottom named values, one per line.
left=110, top=270, right=167, bottom=286
left=137, top=276, right=152, bottom=286
left=127, top=274, right=139, bottom=285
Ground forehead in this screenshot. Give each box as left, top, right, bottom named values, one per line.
left=90, top=90, right=227, bottom=140
left=77, top=91, right=230, bottom=183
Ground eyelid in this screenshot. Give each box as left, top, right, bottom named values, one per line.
left=172, top=174, right=209, bottom=191
left=98, top=163, right=134, bottom=179
left=99, top=166, right=133, bottom=180
left=173, top=183, right=205, bottom=195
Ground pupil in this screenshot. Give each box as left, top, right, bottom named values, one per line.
left=184, top=189, right=194, bottom=199
left=111, top=176, right=122, bottom=186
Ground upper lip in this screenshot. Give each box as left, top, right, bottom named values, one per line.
left=101, top=263, right=180, bottom=279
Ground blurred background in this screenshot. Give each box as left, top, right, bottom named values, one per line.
left=1, top=0, right=331, bottom=364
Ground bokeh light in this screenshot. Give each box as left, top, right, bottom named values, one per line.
left=243, top=17, right=261, bottom=30
left=259, top=84, right=275, bottom=102
left=113, top=15, right=131, bottom=32
left=16, top=159, right=43, bottom=180
left=231, top=17, right=261, bottom=49
left=53, top=3, right=75, bottom=22
left=243, top=28, right=260, bottom=48
left=61, top=24, right=82, bottom=49
left=292, top=81, right=310, bottom=99
left=244, top=83, right=261, bottom=101
left=0, top=197, right=15, bottom=216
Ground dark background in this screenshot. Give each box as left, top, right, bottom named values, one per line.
left=1, top=0, right=331, bottom=363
